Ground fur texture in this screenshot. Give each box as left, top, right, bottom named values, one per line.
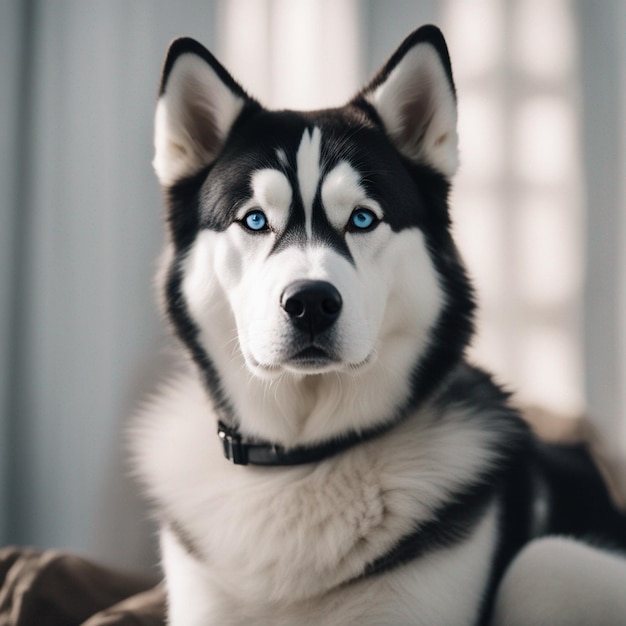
left=133, top=25, right=626, bottom=625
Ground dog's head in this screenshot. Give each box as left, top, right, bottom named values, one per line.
left=153, top=26, right=474, bottom=440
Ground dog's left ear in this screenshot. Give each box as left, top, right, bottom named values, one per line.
left=354, top=25, right=458, bottom=178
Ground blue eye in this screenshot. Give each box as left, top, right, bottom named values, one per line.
left=349, top=208, right=377, bottom=231
left=243, top=210, right=268, bottom=232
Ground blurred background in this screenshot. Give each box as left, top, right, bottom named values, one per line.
left=0, top=0, right=624, bottom=573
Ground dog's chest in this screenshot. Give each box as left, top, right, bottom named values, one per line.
left=162, top=438, right=414, bottom=602
left=161, top=499, right=499, bottom=625
left=135, top=375, right=502, bottom=614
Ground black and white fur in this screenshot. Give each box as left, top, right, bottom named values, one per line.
left=133, top=26, right=626, bottom=625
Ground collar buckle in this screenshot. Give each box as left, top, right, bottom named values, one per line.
left=218, top=423, right=248, bottom=465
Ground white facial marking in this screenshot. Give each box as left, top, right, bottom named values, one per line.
left=296, top=127, right=322, bottom=239
left=182, top=231, right=221, bottom=315
left=321, top=161, right=382, bottom=231
left=245, top=169, right=292, bottom=232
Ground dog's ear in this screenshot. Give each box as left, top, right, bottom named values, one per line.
left=354, top=25, right=458, bottom=178
left=153, top=38, right=254, bottom=186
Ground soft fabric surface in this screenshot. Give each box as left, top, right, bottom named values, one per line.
left=0, top=546, right=164, bottom=626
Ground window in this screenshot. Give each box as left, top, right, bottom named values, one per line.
left=443, top=0, right=584, bottom=417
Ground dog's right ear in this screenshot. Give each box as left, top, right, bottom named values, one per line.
left=153, top=38, right=254, bottom=187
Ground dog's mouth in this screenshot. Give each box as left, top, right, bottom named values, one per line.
left=243, top=345, right=339, bottom=377
left=246, top=345, right=376, bottom=378
left=287, top=346, right=338, bottom=369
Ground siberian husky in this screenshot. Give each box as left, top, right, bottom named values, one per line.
left=133, top=25, right=626, bottom=625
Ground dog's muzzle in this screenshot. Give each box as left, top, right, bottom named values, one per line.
left=281, top=280, right=342, bottom=335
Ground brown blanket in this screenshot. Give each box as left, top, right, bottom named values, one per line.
left=0, top=547, right=165, bottom=626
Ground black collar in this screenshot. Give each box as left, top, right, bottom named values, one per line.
left=217, top=419, right=393, bottom=466
left=215, top=363, right=452, bottom=467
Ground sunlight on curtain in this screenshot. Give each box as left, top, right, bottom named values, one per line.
left=216, top=0, right=361, bottom=109
left=442, top=0, right=584, bottom=417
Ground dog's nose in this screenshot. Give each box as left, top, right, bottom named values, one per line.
left=281, top=280, right=342, bottom=334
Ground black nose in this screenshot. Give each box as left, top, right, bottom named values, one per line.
left=281, top=280, right=342, bottom=335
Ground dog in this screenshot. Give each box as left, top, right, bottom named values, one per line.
left=132, top=25, right=626, bottom=625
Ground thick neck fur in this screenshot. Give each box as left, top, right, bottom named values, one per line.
left=132, top=359, right=517, bottom=611
left=200, top=325, right=427, bottom=448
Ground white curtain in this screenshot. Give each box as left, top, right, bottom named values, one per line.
left=578, top=0, right=626, bottom=495
left=1, top=0, right=624, bottom=573
left=0, top=0, right=24, bottom=546
left=0, top=0, right=220, bottom=571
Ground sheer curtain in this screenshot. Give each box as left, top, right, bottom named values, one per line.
left=445, top=0, right=626, bottom=497
left=1, top=0, right=624, bottom=572
left=0, top=0, right=24, bottom=547
left=443, top=0, right=585, bottom=418
left=578, top=0, right=626, bottom=496
left=0, top=0, right=219, bottom=571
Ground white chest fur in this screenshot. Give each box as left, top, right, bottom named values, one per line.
left=162, top=502, right=498, bottom=625
left=132, top=372, right=502, bottom=624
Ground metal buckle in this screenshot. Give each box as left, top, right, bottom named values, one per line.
left=218, top=424, right=248, bottom=465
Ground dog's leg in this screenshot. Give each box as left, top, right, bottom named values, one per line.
left=160, top=527, right=217, bottom=626
left=491, top=536, right=626, bottom=626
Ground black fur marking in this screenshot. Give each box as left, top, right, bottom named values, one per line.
left=311, top=191, right=354, bottom=263
left=418, top=181, right=475, bottom=397
left=353, top=364, right=532, bottom=626
left=532, top=442, right=626, bottom=546
left=167, top=105, right=441, bottom=242
left=358, top=486, right=494, bottom=583
left=312, top=111, right=429, bottom=234
left=162, top=170, right=238, bottom=416
left=167, top=518, right=205, bottom=563
left=417, top=364, right=533, bottom=626
left=379, top=161, right=476, bottom=416
left=165, top=169, right=205, bottom=249
left=268, top=138, right=310, bottom=256
left=479, top=416, right=626, bottom=624
left=159, top=36, right=252, bottom=101
left=164, top=257, right=235, bottom=422
left=269, top=214, right=308, bottom=256
left=354, top=24, right=456, bottom=104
